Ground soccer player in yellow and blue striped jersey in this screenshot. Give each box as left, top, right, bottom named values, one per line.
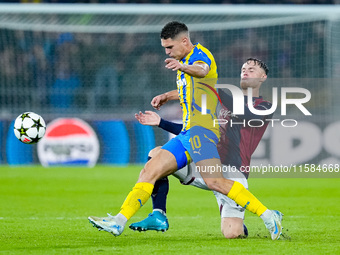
left=88, top=22, right=283, bottom=240
left=175, top=42, right=219, bottom=135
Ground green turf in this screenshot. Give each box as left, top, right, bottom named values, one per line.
left=0, top=165, right=339, bottom=254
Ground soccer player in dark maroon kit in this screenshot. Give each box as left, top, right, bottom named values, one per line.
left=217, top=57, right=273, bottom=180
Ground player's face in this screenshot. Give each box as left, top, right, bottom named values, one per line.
left=161, top=36, right=187, bottom=60
left=240, top=61, right=267, bottom=89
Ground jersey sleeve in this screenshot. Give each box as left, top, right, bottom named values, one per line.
left=158, top=118, right=183, bottom=135
left=189, top=49, right=212, bottom=68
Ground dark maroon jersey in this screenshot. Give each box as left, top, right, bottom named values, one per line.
left=217, top=96, right=273, bottom=178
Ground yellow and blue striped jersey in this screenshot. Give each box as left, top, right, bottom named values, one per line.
left=176, top=43, right=219, bottom=137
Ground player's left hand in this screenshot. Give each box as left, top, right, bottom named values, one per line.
left=165, top=58, right=182, bottom=71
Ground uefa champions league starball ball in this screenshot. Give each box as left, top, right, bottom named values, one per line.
left=13, top=112, right=46, bottom=144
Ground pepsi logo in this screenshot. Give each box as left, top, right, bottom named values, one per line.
left=38, top=118, right=99, bottom=167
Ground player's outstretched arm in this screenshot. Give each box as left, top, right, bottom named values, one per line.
left=151, top=90, right=179, bottom=110
left=165, top=58, right=209, bottom=78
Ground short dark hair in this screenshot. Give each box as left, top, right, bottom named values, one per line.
left=246, top=58, right=269, bottom=75
left=160, top=21, right=188, bottom=40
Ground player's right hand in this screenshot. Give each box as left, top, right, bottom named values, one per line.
left=134, top=111, right=161, bottom=126
left=165, top=58, right=182, bottom=71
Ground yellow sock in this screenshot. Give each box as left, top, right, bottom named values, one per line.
left=228, top=181, right=267, bottom=217
left=119, top=182, right=154, bottom=220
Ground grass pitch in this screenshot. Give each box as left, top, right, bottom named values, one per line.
left=0, top=165, right=339, bottom=254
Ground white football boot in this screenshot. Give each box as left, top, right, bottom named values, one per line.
left=88, top=214, right=124, bottom=236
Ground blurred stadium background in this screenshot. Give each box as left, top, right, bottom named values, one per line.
left=0, top=3, right=339, bottom=169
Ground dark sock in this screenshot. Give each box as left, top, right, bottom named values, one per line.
left=152, top=177, right=169, bottom=213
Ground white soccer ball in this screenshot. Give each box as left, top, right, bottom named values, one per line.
left=13, top=112, right=46, bottom=144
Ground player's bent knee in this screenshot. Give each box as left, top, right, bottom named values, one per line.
left=221, top=218, right=245, bottom=239
left=148, top=146, right=162, bottom=158
left=221, top=226, right=244, bottom=239
left=222, top=230, right=243, bottom=239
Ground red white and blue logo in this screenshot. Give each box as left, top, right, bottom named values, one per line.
left=38, top=118, right=99, bottom=167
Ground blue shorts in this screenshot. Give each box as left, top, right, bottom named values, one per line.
left=162, top=126, right=220, bottom=170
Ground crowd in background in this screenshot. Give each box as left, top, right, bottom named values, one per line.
left=0, top=20, right=327, bottom=115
